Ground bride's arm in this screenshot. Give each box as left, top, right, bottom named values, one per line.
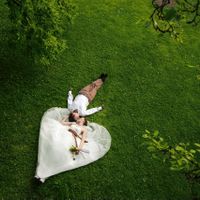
left=77, top=127, right=87, bottom=151
left=61, top=121, right=74, bottom=126
left=60, top=115, right=74, bottom=126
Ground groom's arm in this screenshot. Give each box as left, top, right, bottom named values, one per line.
left=82, top=106, right=102, bottom=116
left=67, top=90, right=73, bottom=109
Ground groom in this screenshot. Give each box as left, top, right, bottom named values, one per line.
left=67, top=73, right=108, bottom=122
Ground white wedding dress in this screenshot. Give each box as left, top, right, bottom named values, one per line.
left=35, top=107, right=111, bottom=183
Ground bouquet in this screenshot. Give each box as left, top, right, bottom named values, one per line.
left=69, top=145, right=90, bottom=160
left=69, top=145, right=79, bottom=160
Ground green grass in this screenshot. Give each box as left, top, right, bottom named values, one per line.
left=0, top=0, right=200, bottom=199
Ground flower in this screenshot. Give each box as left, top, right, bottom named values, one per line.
left=69, top=145, right=79, bottom=160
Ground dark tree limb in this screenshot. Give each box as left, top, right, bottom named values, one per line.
left=150, top=0, right=180, bottom=38
left=150, top=0, right=200, bottom=38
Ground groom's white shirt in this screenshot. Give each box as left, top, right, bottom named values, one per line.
left=67, top=91, right=102, bottom=116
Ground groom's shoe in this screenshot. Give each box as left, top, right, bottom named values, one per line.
left=102, top=74, right=108, bottom=82
left=98, top=73, right=104, bottom=79
left=99, top=73, right=108, bottom=82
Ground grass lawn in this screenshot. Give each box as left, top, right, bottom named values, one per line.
left=0, top=0, right=200, bottom=199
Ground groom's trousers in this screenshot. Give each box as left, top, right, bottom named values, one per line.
left=79, top=79, right=103, bottom=102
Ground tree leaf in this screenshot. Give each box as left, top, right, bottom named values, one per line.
left=145, top=129, right=150, bottom=134
left=194, top=143, right=200, bottom=147
left=153, top=130, right=159, bottom=137
left=142, top=134, right=148, bottom=139
left=164, top=8, right=177, bottom=21
left=147, top=146, right=156, bottom=152
left=175, top=145, right=184, bottom=151
left=190, top=149, right=196, bottom=154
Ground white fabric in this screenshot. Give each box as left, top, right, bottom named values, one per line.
left=35, top=107, right=111, bottom=182
left=68, top=91, right=102, bottom=116
left=70, top=124, right=82, bottom=135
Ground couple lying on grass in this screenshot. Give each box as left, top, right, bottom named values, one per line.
left=60, top=73, right=108, bottom=154
left=34, top=73, right=110, bottom=183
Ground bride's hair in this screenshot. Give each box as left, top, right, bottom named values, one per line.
left=80, top=116, right=88, bottom=126
left=68, top=113, right=76, bottom=122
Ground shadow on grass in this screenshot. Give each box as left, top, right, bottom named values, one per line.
left=0, top=0, right=47, bottom=92
left=0, top=38, right=48, bottom=95
left=26, top=177, right=44, bottom=199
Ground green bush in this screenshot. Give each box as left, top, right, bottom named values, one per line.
left=7, top=0, right=76, bottom=65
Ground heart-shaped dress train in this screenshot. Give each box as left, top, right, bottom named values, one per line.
left=35, top=107, right=111, bottom=182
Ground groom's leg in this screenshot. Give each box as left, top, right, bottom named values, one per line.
left=79, top=79, right=103, bottom=102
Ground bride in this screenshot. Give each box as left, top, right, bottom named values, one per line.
left=35, top=107, right=111, bottom=183
left=60, top=115, right=89, bottom=155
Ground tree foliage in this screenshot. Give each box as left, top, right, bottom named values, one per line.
left=6, top=0, right=76, bottom=65
left=143, top=130, right=200, bottom=198
left=149, top=0, right=200, bottom=41
left=143, top=130, right=200, bottom=181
